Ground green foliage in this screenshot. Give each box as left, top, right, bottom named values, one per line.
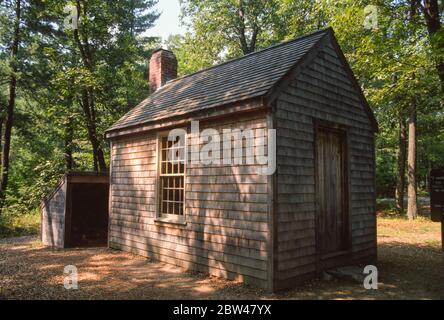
left=172, top=0, right=288, bottom=73
left=0, top=208, right=40, bottom=238
left=0, top=0, right=160, bottom=217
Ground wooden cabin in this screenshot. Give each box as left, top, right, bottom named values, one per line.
left=105, top=28, right=378, bottom=292
left=41, top=172, right=109, bottom=248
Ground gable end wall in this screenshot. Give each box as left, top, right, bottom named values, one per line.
left=275, top=44, right=377, bottom=290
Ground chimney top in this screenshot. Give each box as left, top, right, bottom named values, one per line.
left=149, top=49, right=178, bottom=94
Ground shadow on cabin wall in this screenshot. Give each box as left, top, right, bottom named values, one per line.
left=108, top=114, right=270, bottom=289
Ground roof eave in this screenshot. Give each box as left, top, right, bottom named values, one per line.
left=105, top=96, right=267, bottom=140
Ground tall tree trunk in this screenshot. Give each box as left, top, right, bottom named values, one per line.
left=74, top=0, right=107, bottom=173
left=0, top=115, right=4, bottom=164
left=395, top=116, right=407, bottom=214
left=422, top=0, right=444, bottom=91
left=80, top=90, right=106, bottom=173
left=87, top=87, right=106, bottom=172
left=0, top=0, right=21, bottom=214
left=237, top=1, right=258, bottom=54
left=81, top=89, right=107, bottom=172
left=407, top=97, right=418, bottom=220
left=64, top=116, right=75, bottom=171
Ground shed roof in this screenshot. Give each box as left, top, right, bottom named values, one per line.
left=106, top=28, right=377, bottom=137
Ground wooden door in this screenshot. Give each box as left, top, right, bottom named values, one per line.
left=316, top=126, right=349, bottom=256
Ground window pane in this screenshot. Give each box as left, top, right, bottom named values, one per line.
left=174, top=202, right=180, bottom=216
left=159, top=135, right=185, bottom=217
left=168, top=162, right=172, bottom=174
left=175, top=189, right=180, bottom=202
left=162, top=186, right=167, bottom=202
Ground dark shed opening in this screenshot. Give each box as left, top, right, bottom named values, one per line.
left=41, top=172, right=109, bottom=248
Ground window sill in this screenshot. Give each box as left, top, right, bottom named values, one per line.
left=154, top=217, right=187, bottom=226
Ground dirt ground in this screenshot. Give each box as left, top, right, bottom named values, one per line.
left=0, top=217, right=443, bottom=300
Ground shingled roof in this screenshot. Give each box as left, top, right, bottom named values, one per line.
left=106, top=28, right=376, bottom=137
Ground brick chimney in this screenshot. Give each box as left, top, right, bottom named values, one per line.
left=149, top=49, right=177, bottom=94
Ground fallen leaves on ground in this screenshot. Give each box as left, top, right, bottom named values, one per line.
left=0, top=217, right=443, bottom=300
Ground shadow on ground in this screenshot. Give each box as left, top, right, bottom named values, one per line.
left=0, top=236, right=443, bottom=300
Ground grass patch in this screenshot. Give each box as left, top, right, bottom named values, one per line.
left=0, top=209, right=40, bottom=239
left=377, top=197, right=432, bottom=219
left=378, top=215, right=442, bottom=248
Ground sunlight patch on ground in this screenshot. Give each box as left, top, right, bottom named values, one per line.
left=0, top=216, right=443, bottom=300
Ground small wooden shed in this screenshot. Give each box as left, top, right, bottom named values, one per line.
left=41, top=172, right=109, bottom=248
left=105, top=28, right=378, bottom=292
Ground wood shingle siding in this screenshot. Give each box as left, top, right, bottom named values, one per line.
left=109, top=113, right=270, bottom=288
left=41, top=178, right=67, bottom=248
left=274, top=44, right=376, bottom=290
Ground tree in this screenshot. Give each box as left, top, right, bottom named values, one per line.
left=72, top=0, right=107, bottom=172
left=177, top=0, right=282, bottom=72
left=0, top=0, right=22, bottom=213
left=165, top=33, right=219, bottom=76
left=0, top=0, right=160, bottom=214
left=406, top=0, right=422, bottom=220
left=419, top=0, right=444, bottom=92
left=407, top=95, right=418, bottom=220
left=395, top=114, right=407, bottom=213
left=35, top=0, right=159, bottom=173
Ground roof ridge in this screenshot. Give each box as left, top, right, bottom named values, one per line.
left=163, top=28, right=331, bottom=87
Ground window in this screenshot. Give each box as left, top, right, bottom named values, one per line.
left=158, top=134, right=185, bottom=218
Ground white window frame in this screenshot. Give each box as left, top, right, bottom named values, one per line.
left=155, top=130, right=187, bottom=224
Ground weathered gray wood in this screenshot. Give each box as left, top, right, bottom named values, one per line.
left=108, top=113, right=271, bottom=290
left=41, top=176, right=67, bottom=248
left=274, top=42, right=376, bottom=290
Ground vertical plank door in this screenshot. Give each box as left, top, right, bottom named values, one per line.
left=316, top=126, right=348, bottom=256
